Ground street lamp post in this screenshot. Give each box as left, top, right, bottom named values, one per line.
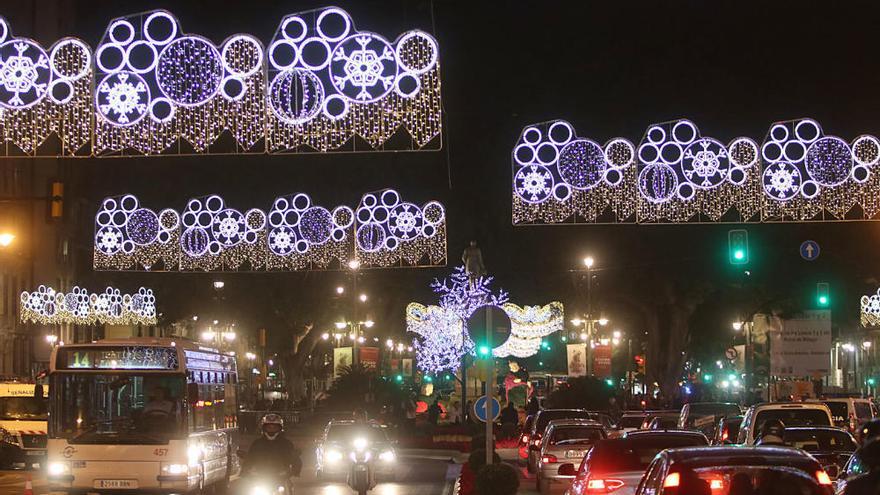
left=584, top=256, right=594, bottom=375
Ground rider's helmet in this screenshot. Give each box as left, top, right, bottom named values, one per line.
left=261, top=413, right=284, bottom=440
left=760, top=419, right=785, bottom=440
left=857, top=418, right=880, bottom=446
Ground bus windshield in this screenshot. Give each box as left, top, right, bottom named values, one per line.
left=52, top=373, right=186, bottom=444
left=0, top=397, right=48, bottom=420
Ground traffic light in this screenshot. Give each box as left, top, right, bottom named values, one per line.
left=867, top=377, right=876, bottom=387
left=604, top=378, right=614, bottom=387
left=395, top=374, right=403, bottom=382
left=478, top=345, right=491, bottom=357
left=728, top=229, right=749, bottom=265
left=424, top=376, right=433, bottom=383
left=703, top=374, right=713, bottom=383
left=634, top=355, right=646, bottom=374
left=816, top=282, right=830, bottom=308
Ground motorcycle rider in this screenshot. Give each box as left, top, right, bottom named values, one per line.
left=755, top=419, right=786, bottom=446
left=243, top=414, right=303, bottom=478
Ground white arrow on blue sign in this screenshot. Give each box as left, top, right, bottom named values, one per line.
left=800, top=240, right=820, bottom=261
left=473, top=395, right=501, bottom=422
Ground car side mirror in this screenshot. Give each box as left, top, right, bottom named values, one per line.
left=558, top=464, right=577, bottom=477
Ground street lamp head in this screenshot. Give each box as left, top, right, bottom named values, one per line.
left=359, top=293, right=368, bottom=302
left=364, top=320, right=374, bottom=328
left=348, top=259, right=361, bottom=270
left=213, top=280, right=225, bottom=290
left=336, top=286, right=345, bottom=295
left=213, top=319, right=219, bottom=325
left=223, top=331, right=236, bottom=341
left=45, top=334, right=58, bottom=344
left=732, top=322, right=743, bottom=331
left=843, top=343, right=856, bottom=352
left=357, top=336, right=365, bottom=343
left=571, top=318, right=583, bottom=326
left=201, top=330, right=216, bottom=341
left=580, top=332, right=588, bottom=341
left=863, top=341, right=873, bottom=349
left=583, top=256, right=594, bottom=269
left=192, top=315, right=198, bottom=321
left=245, top=352, right=256, bottom=360
left=386, top=339, right=394, bottom=348
left=335, top=321, right=347, bottom=330
left=0, top=232, right=15, bottom=247
left=598, top=318, right=609, bottom=326
left=321, top=332, right=330, bottom=340
left=613, top=330, right=622, bottom=339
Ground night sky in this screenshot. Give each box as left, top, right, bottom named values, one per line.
left=9, top=1, right=880, bottom=357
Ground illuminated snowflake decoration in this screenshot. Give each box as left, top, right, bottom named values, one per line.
left=682, top=138, right=729, bottom=188
left=20, top=285, right=157, bottom=326
left=96, top=71, right=149, bottom=125
left=0, top=40, right=51, bottom=108
left=330, top=33, right=397, bottom=103
left=762, top=163, right=801, bottom=201
left=96, top=227, right=123, bottom=254
left=266, top=193, right=352, bottom=266
left=515, top=166, right=554, bottom=203
left=212, top=210, right=246, bottom=246
left=861, top=288, right=880, bottom=327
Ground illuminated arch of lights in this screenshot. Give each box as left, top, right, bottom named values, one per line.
left=93, top=190, right=446, bottom=271
left=513, top=118, right=880, bottom=224
left=0, top=8, right=440, bottom=156
left=20, top=285, right=157, bottom=326
left=861, top=289, right=880, bottom=327
left=406, top=267, right=563, bottom=374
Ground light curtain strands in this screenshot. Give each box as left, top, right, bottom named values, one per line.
left=20, top=285, right=157, bottom=326
left=513, top=118, right=880, bottom=224
left=406, top=267, right=564, bottom=374
left=93, top=190, right=446, bottom=272
left=0, top=8, right=440, bottom=157
left=0, top=17, right=92, bottom=156
left=861, top=289, right=880, bottom=327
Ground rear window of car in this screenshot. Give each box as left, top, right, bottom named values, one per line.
left=688, top=466, right=825, bottom=495
left=784, top=429, right=856, bottom=452
left=550, top=426, right=605, bottom=445
left=687, top=403, right=741, bottom=417
left=618, top=415, right=645, bottom=428
left=854, top=402, right=873, bottom=421
left=585, top=435, right=708, bottom=473
left=534, top=410, right=590, bottom=435
left=823, top=402, right=848, bottom=422
left=755, top=409, right=831, bottom=428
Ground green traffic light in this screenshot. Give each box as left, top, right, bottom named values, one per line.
left=703, top=374, right=713, bottom=382
left=425, top=376, right=433, bottom=383
left=604, top=378, right=614, bottom=387
left=395, top=374, right=403, bottom=382
left=868, top=377, right=877, bottom=386
left=444, top=374, right=452, bottom=380
left=818, top=295, right=828, bottom=305
left=561, top=336, right=567, bottom=342
left=734, top=249, right=744, bottom=260
left=728, top=374, right=736, bottom=381
left=478, top=345, right=490, bottom=356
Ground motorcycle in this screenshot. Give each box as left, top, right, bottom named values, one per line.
left=347, top=437, right=375, bottom=495
left=242, top=468, right=293, bottom=495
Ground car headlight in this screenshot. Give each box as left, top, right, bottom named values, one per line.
left=251, top=485, right=271, bottom=495
left=161, top=463, right=189, bottom=475
left=48, top=462, right=71, bottom=477
left=353, top=437, right=368, bottom=450
left=379, top=450, right=395, bottom=462
left=325, top=449, right=343, bottom=463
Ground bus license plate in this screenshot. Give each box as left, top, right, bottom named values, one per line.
left=95, top=480, right=138, bottom=489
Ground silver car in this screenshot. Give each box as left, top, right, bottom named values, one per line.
left=315, top=420, right=397, bottom=481
left=536, top=419, right=606, bottom=493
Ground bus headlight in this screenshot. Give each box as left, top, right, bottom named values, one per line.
left=161, top=463, right=189, bottom=475
left=325, top=449, right=343, bottom=463
left=379, top=450, right=396, bottom=463
left=48, top=462, right=70, bottom=477
left=187, top=445, right=204, bottom=466
left=251, top=485, right=271, bottom=495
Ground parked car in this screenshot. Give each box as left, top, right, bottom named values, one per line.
left=738, top=402, right=834, bottom=445
left=711, top=415, right=743, bottom=445
left=634, top=446, right=835, bottom=495
left=781, top=426, right=856, bottom=481
left=536, top=419, right=606, bottom=493
left=677, top=402, right=742, bottom=437
left=559, top=430, right=709, bottom=495
left=809, top=398, right=878, bottom=434
left=528, top=409, right=597, bottom=472
left=315, top=420, right=397, bottom=480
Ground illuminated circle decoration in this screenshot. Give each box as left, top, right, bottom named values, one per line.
left=149, top=97, right=174, bottom=123
left=682, top=137, right=729, bottom=189
left=316, top=8, right=352, bottom=42
left=728, top=138, right=758, bottom=168
left=269, top=68, right=324, bottom=124
left=395, top=30, right=438, bottom=75
left=299, top=207, right=333, bottom=245
left=125, top=40, right=158, bottom=74
left=557, top=139, right=606, bottom=190
left=298, top=37, right=331, bottom=71
left=0, top=38, right=52, bottom=109
left=156, top=36, right=224, bottom=106
left=96, top=71, right=149, bottom=126
left=638, top=163, right=677, bottom=204
left=211, top=209, right=246, bottom=246
left=852, top=135, right=880, bottom=167
left=20, top=285, right=157, bottom=326
left=49, top=38, right=91, bottom=81
left=268, top=39, right=299, bottom=70
left=281, top=16, right=308, bottom=43
left=221, top=35, right=263, bottom=77
left=126, top=208, right=160, bottom=245
left=329, top=33, right=398, bottom=103
left=356, top=222, right=385, bottom=252
left=762, top=162, right=801, bottom=201
left=394, top=72, right=420, bottom=99
left=181, top=227, right=209, bottom=257
left=220, top=75, right=246, bottom=102
left=48, top=79, right=74, bottom=105
left=143, top=11, right=178, bottom=45
left=95, top=43, right=126, bottom=74
left=389, top=203, right=424, bottom=240
left=804, top=136, right=853, bottom=187
left=515, top=165, right=554, bottom=203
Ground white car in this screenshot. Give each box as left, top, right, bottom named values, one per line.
left=809, top=398, right=878, bottom=433
left=737, top=402, right=833, bottom=445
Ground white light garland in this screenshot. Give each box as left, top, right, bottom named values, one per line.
left=513, top=118, right=880, bottom=224
left=861, top=289, right=880, bottom=327
left=94, top=191, right=446, bottom=272
left=20, top=285, right=157, bottom=326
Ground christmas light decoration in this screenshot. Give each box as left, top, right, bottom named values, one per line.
left=0, top=16, right=92, bottom=155
left=406, top=267, right=563, bottom=373
left=20, top=285, right=157, bottom=326
left=513, top=118, right=880, bottom=224
left=94, top=191, right=446, bottom=271
left=861, top=289, right=880, bottom=327
left=353, top=189, right=447, bottom=268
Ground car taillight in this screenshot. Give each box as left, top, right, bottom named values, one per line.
left=541, top=454, right=557, bottom=463
left=533, top=437, right=542, bottom=447
left=720, top=428, right=729, bottom=442
left=586, top=478, right=624, bottom=493
left=816, top=470, right=832, bottom=486
left=663, top=473, right=680, bottom=488
left=709, top=478, right=724, bottom=491
left=521, top=434, right=530, bottom=444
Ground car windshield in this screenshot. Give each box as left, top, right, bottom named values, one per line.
left=618, top=415, right=644, bottom=428
left=784, top=429, right=856, bottom=452
left=688, top=466, right=826, bottom=495
left=823, top=402, right=848, bottom=423
left=585, top=435, right=707, bottom=473
left=0, top=397, right=48, bottom=420
left=326, top=425, right=388, bottom=443
left=550, top=426, right=604, bottom=445
left=755, top=409, right=831, bottom=428
left=652, top=416, right=679, bottom=428
left=52, top=373, right=186, bottom=444
left=535, top=410, right=591, bottom=434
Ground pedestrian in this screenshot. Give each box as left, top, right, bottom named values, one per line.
left=500, top=402, right=518, bottom=439
left=526, top=396, right=539, bottom=416
left=607, top=397, right=622, bottom=423
left=448, top=400, right=462, bottom=424
left=464, top=400, right=473, bottom=423
left=428, top=399, right=441, bottom=425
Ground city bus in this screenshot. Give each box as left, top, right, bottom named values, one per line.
left=46, top=338, right=239, bottom=494
left=0, top=380, right=48, bottom=469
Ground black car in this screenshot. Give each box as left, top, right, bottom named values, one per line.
left=782, top=426, right=857, bottom=480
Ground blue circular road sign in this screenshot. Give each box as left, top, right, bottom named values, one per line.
left=800, top=240, right=820, bottom=261
left=473, top=395, right=501, bottom=422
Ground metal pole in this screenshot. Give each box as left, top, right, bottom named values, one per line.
left=627, top=338, right=633, bottom=401
left=352, top=272, right=359, bottom=366
left=486, top=306, right=494, bottom=466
